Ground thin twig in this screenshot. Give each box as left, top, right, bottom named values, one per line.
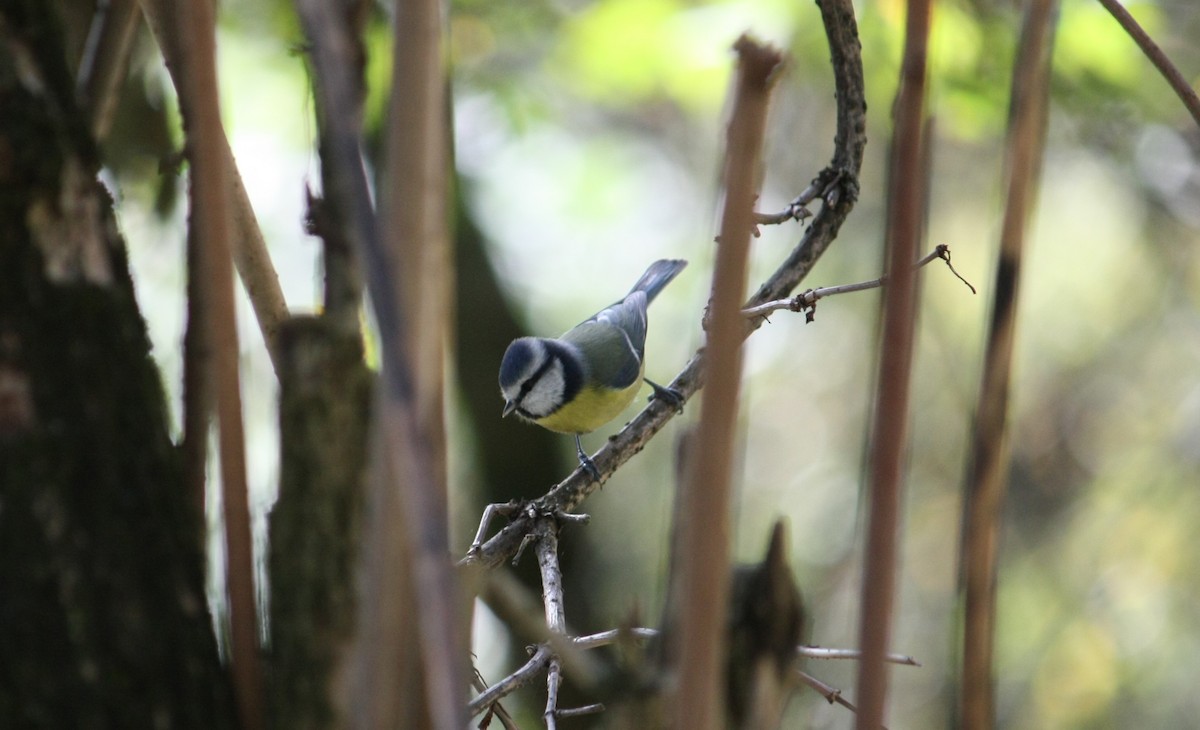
left=554, top=704, right=605, bottom=719
left=76, top=0, right=140, bottom=141
left=471, top=669, right=520, bottom=730
left=753, top=172, right=841, bottom=227
left=573, top=627, right=923, bottom=669
left=573, top=628, right=659, bottom=650
left=553, top=511, right=591, bottom=526
left=796, top=670, right=888, bottom=729
left=797, top=670, right=858, bottom=714
left=471, top=585, right=602, bottom=722
left=469, top=645, right=554, bottom=717
left=512, top=532, right=537, bottom=566
left=799, top=646, right=921, bottom=666
left=755, top=208, right=807, bottom=226
left=471, top=501, right=525, bottom=552
left=228, top=170, right=291, bottom=371
left=543, top=657, right=561, bottom=730
left=741, top=244, right=972, bottom=321
left=477, top=568, right=603, bottom=689
left=938, top=245, right=976, bottom=293
left=1096, top=0, right=1200, bottom=129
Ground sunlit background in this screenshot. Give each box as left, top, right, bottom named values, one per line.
left=106, top=0, right=1200, bottom=726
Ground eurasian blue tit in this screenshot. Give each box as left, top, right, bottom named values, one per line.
left=499, top=259, right=687, bottom=479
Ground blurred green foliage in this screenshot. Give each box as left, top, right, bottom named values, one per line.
left=103, top=0, right=1200, bottom=726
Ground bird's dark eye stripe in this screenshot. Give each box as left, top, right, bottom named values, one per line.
left=519, top=350, right=560, bottom=400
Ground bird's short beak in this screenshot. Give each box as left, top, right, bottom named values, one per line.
left=502, top=400, right=517, bottom=418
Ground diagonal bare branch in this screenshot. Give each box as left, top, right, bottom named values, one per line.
left=138, top=0, right=290, bottom=376
left=76, top=0, right=139, bottom=141
left=1096, top=0, right=1200, bottom=129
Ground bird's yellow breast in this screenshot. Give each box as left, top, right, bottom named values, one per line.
left=533, top=379, right=643, bottom=435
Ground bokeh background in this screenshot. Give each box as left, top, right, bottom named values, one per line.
left=99, top=0, right=1200, bottom=726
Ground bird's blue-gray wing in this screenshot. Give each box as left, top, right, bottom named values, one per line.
left=562, top=319, right=642, bottom=389
left=589, top=291, right=648, bottom=357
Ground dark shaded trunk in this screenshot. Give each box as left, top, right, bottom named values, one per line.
left=0, top=3, right=235, bottom=727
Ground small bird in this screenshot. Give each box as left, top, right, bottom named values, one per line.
left=499, top=259, right=687, bottom=479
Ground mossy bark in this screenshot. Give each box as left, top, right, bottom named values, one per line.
left=267, top=317, right=372, bottom=729
left=0, top=3, right=235, bottom=727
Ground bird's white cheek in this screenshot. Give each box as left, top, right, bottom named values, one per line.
left=522, top=360, right=566, bottom=418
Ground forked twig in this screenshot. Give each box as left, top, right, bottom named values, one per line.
left=471, top=668, right=520, bottom=730
left=470, top=516, right=603, bottom=725
left=469, top=645, right=553, bottom=717
left=742, top=244, right=974, bottom=322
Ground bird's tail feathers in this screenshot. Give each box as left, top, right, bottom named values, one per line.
left=628, top=259, right=687, bottom=303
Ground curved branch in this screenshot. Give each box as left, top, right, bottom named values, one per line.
left=1097, top=0, right=1200, bottom=129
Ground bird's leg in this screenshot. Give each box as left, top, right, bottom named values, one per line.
left=645, top=378, right=684, bottom=414
left=575, top=434, right=601, bottom=482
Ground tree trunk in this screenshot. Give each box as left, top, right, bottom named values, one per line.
left=268, top=317, right=373, bottom=728
left=0, top=4, right=235, bottom=726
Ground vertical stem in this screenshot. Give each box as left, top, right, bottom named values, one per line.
left=535, top=519, right=566, bottom=728
left=959, top=1, right=1057, bottom=727
left=293, top=0, right=463, bottom=724
left=182, top=182, right=212, bottom=526
left=855, top=0, right=931, bottom=726
left=388, top=0, right=451, bottom=473
left=172, top=0, right=263, bottom=727
left=77, top=0, right=139, bottom=141
left=672, top=36, right=783, bottom=729
left=385, top=0, right=464, bottom=723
